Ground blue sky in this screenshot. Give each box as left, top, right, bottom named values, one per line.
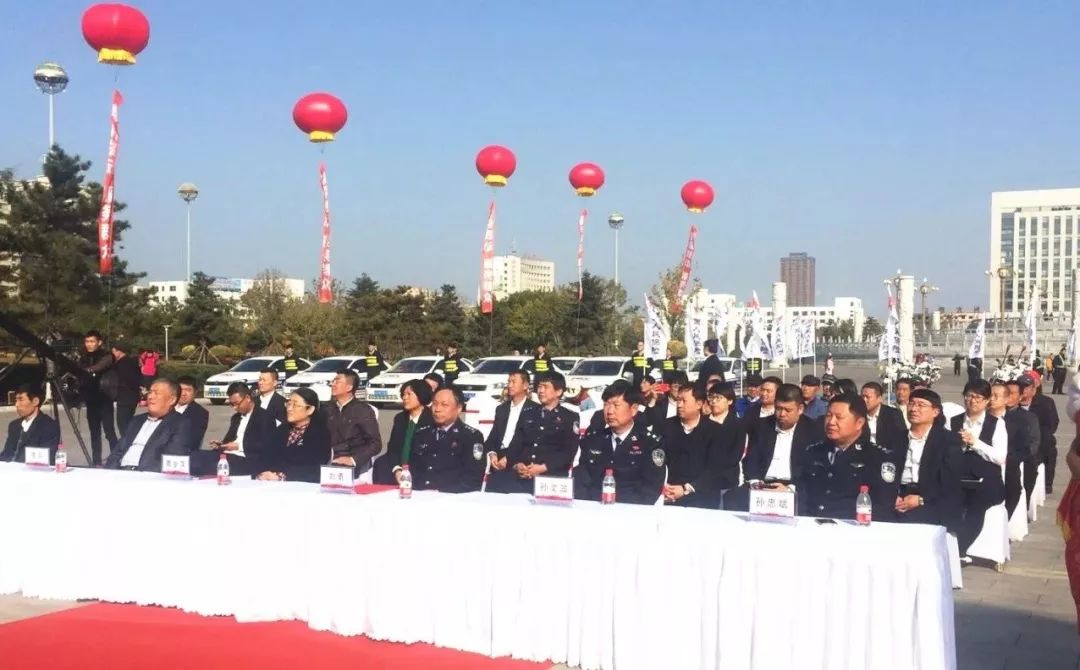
left=3, top=1, right=1080, bottom=317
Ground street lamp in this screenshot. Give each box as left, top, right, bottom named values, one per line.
left=918, top=277, right=939, bottom=334
left=163, top=324, right=172, bottom=361
left=177, top=183, right=199, bottom=282
left=608, top=212, right=624, bottom=286
left=32, top=62, right=68, bottom=157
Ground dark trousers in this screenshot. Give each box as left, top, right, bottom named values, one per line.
left=115, top=403, right=137, bottom=437
left=1023, top=455, right=1041, bottom=510
left=1044, top=439, right=1059, bottom=490
left=1053, top=370, right=1067, bottom=394
left=1005, top=456, right=1024, bottom=519
left=967, top=368, right=981, bottom=383
left=958, top=485, right=1003, bottom=556
left=85, top=396, right=117, bottom=465
left=954, top=362, right=961, bottom=376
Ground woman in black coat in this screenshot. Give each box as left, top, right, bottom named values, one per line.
left=373, top=379, right=434, bottom=485
left=254, top=388, right=330, bottom=483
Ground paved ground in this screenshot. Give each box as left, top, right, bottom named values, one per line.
left=2, top=363, right=1080, bottom=668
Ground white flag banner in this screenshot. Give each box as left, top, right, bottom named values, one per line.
left=644, top=295, right=670, bottom=361
left=712, top=309, right=729, bottom=357
left=1025, top=293, right=1038, bottom=365
left=880, top=287, right=901, bottom=362
left=968, top=314, right=986, bottom=360
left=770, top=313, right=788, bottom=363
left=800, top=319, right=816, bottom=359
left=1068, top=329, right=1076, bottom=364
left=791, top=318, right=804, bottom=360
left=742, top=291, right=773, bottom=360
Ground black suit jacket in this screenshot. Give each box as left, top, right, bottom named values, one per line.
left=663, top=417, right=737, bottom=509
left=483, top=398, right=540, bottom=455
left=863, top=404, right=908, bottom=468
left=105, top=410, right=193, bottom=471
left=697, top=354, right=726, bottom=384
left=742, top=415, right=823, bottom=483
left=222, top=406, right=275, bottom=461
left=1027, top=394, right=1059, bottom=451
left=373, top=408, right=434, bottom=484
left=897, top=424, right=964, bottom=530
left=258, top=392, right=287, bottom=427
left=1, top=413, right=61, bottom=463
left=177, top=401, right=209, bottom=453
left=112, top=355, right=143, bottom=405
left=949, top=413, right=1006, bottom=505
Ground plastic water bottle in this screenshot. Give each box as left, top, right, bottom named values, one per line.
left=399, top=465, right=413, bottom=499
left=54, top=443, right=67, bottom=473
left=856, top=485, right=872, bottom=525
left=217, top=453, right=231, bottom=486
left=601, top=468, right=616, bottom=505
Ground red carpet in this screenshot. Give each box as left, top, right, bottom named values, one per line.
left=0, top=603, right=550, bottom=670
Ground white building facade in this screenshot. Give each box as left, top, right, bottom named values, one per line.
left=690, top=290, right=866, bottom=341
left=147, top=277, right=306, bottom=305
left=989, top=188, right=1080, bottom=317
left=492, top=254, right=555, bottom=299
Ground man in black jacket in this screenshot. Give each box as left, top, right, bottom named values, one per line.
left=724, top=383, right=823, bottom=511
left=662, top=383, right=735, bottom=509
left=1021, top=372, right=1060, bottom=494
left=326, top=369, right=382, bottom=479
left=106, top=379, right=193, bottom=472
left=110, top=341, right=143, bottom=436
left=990, top=381, right=1031, bottom=520
left=483, top=370, right=537, bottom=467
left=408, top=387, right=486, bottom=492
left=79, top=329, right=116, bottom=465
left=1005, top=378, right=1041, bottom=513
left=1, top=384, right=61, bottom=463
left=950, top=380, right=1007, bottom=558
left=629, top=341, right=652, bottom=388
left=892, top=389, right=963, bottom=531
left=175, top=375, right=209, bottom=453
left=697, top=339, right=726, bottom=385
left=860, top=381, right=907, bottom=468
left=197, top=381, right=274, bottom=476
left=254, top=368, right=286, bottom=427
left=361, top=341, right=390, bottom=380
left=436, top=343, right=465, bottom=386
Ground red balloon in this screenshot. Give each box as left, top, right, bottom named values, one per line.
left=81, top=4, right=150, bottom=66
left=293, top=93, right=348, bottom=143
left=569, top=162, right=605, bottom=197
left=475, top=145, right=516, bottom=187
left=681, top=180, right=715, bottom=213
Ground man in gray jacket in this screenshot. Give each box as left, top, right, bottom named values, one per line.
left=326, top=369, right=382, bottom=479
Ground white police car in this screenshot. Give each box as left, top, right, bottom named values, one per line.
left=366, top=356, right=475, bottom=406
left=203, top=356, right=313, bottom=405
left=565, top=357, right=634, bottom=393
left=453, top=356, right=531, bottom=401
left=280, top=355, right=372, bottom=403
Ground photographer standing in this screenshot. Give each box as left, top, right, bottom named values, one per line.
left=80, top=330, right=117, bottom=466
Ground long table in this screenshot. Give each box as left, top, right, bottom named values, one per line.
left=0, top=464, right=955, bottom=670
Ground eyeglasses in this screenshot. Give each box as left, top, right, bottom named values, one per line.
left=963, top=394, right=987, bottom=402
left=285, top=400, right=311, bottom=409
left=908, top=400, right=935, bottom=410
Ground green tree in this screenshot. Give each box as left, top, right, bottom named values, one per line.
left=0, top=146, right=143, bottom=340
left=177, top=273, right=238, bottom=347
left=862, top=316, right=884, bottom=342
left=646, top=264, right=702, bottom=344
left=426, top=284, right=466, bottom=347
left=240, top=269, right=293, bottom=348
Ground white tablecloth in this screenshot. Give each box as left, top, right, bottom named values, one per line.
left=0, top=464, right=955, bottom=670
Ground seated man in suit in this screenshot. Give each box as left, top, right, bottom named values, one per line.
left=724, top=382, right=824, bottom=511
left=662, top=383, right=735, bottom=509
left=860, top=381, right=907, bottom=468
left=106, top=378, right=193, bottom=471
left=194, top=381, right=274, bottom=477
left=1, top=383, right=61, bottom=463
left=254, top=368, right=286, bottom=427
left=483, top=369, right=537, bottom=470
left=949, top=380, right=1007, bottom=560
left=408, top=387, right=486, bottom=492
left=174, top=375, right=209, bottom=453
left=893, top=389, right=963, bottom=530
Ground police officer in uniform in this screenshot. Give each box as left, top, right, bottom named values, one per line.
left=488, top=372, right=578, bottom=493
left=653, top=345, right=679, bottom=377
left=526, top=344, right=553, bottom=376
left=362, top=341, right=389, bottom=379
left=574, top=380, right=666, bottom=505
left=436, top=343, right=465, bottom=387
left=407, top=387, right=486, bottom=492
left=281, top=345, right=301, bottom=379
left=795, top=393, right=898, bottom=519
left=629, top=341, right=652, bottom=388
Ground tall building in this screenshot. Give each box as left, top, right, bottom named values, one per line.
left=780, top=252, right=815, bottom=306
left=492, top=254, right=555, bottom=299
left=989, top=188, right=1080, bottom=317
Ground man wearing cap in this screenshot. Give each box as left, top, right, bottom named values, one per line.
left=893, top=389, right=963, bottom=530
left=734, top=373, right=763, bottom=418
left=820, top=375, right=839, bottom=402
left=800, top=375, right=828, bottom=420
left=698, top=338, right=727, bottom=386
left=860, top=381, right=907, bottom=469
left=1021, top=370, right=1060, bottom=495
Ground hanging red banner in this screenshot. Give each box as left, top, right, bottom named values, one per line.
left=577, top=208, right=587, bottom=302
left=675, top=224, right=698, bottom=304
left=318, top=162, right=332, bottom=303
left=97, top=89, right=122, bottom=275
left=479, top=200, right=496, bottom=314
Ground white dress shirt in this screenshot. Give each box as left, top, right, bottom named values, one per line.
left=175, top=403, right=189, bottom=414
left=765, top=425, right=795, bottom=481
left=120, top=416, right=163, bottom=468
left=21, top=414, right=36, bottom=432
left=232, top=411, right=252, bottom=457
left=955, top=411, right=1008, bottom=467
left=501, top=398, right=528, bottom=450
left=901, top=430, right=928, bottom=484
left=866, top=411, right=879, bottom=443
left=611, top=426, right=633, bottom=450
left=759, top=405, right=776, bottom=419
left=260, top=392, right=282, bottom=426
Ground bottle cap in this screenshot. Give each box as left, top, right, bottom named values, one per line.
left=604, top=468, right=613, bottom=475
left=402, top=464, right=409, bottom=470
left=859, top=484, right=869, bottom=493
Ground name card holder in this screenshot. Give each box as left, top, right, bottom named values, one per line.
left=533, top=476, right=574, bottom=506
left=320, top=465, right=355, bottom=493
left=24, top=447, right=50, bottom=469
left=748, top=487, right=797, bottom=524
left=161, top=455, right=191, bottom=479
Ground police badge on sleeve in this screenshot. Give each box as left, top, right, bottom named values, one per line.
left=651, top=448, right=665, bottom=467
left=881, top=462, right=896, bottom=483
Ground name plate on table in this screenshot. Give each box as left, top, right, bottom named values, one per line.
left=533, top=476, right=574, bottom=505
left=749, top=488, right=796, bottom=524
left=161, top=455, right=191, bottom=479
left=320, top=465, right=355, bottom=493
left=24, top=447, right=50, bottom=468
